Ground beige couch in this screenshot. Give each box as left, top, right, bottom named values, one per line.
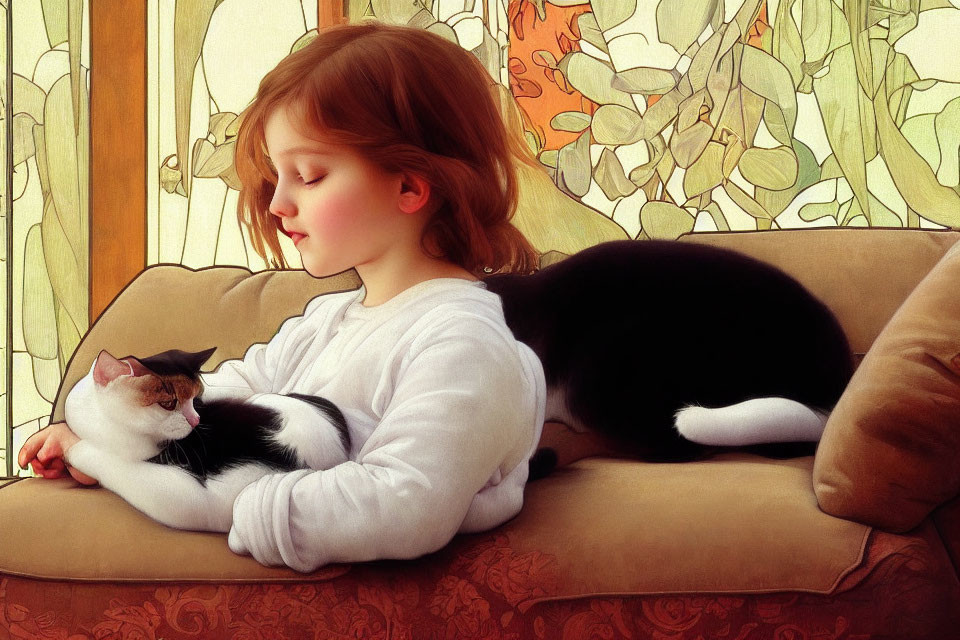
left=1, top=228, right=958, bottom=639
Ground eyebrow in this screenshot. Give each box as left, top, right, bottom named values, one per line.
left=270, top=146, right=333, bottom=159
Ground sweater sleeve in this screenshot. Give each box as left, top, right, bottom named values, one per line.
left=227, top=316, right=539, bottom=572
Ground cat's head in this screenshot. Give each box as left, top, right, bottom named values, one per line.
left=66, top=347, right=216, bottom=450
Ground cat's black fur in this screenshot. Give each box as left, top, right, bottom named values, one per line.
left=149, top=394, right=349, bottom=482
left=484, top=239, right=854, bottom=474
left=139, top=348, right=214, bottom=378
left=140, top=349, right=349, bottom=483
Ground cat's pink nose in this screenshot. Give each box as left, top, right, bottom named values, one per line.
left=182, top=404, right=201, bottom=428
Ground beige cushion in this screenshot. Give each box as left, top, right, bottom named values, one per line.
left=680, top=228, right=960, bottom=358
left=0, top=478, right=341, bottom=582
left=50, top=265, right=361, bottom=423
left=506, top=454, right=869, bottom=596
left=814, top=240, right=960, bottom=532
left=0, top=455, right=869, bottom=596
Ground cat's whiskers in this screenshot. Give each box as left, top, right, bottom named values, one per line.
left=172, top=439, right=189, bottom=468
left=195, top=425, right=209, bottom=474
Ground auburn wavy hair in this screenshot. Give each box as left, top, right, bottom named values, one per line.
left=233, top=20, right=540, bottom=275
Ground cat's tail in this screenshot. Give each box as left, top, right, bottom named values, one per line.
left=673, top=397, right=829, bottom=447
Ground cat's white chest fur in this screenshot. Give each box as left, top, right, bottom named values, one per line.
left=65, top=368, right=168, bottom=461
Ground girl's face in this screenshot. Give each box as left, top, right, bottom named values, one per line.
left=263, top=106, right=406, bottom=278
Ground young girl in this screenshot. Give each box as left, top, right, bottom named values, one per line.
left=19, top=20, right=547, bottom=573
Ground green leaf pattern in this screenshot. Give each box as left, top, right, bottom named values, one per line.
left=6, top=0, right=960, bottom=474
left=520, top=0, right=960, bottom=237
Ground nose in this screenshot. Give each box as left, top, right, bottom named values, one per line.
left=182, top=402, right=201, bottom=428
left=269, top=181, right=295, bottom=218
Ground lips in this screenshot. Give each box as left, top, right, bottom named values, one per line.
left=282, top=227, right=306, bottom=246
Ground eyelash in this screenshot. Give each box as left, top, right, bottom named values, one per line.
left=299, top=174, right=322, bottom=186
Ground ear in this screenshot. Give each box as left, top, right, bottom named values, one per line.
left=124, top=357, right=154, bottom=377
left=397, top=172, right=433, bottom=215
left=171, top=347, right=218, bottom=376
left=93, top=350, right=134, bottom=387
left=190, top=347, right=218, bottom=370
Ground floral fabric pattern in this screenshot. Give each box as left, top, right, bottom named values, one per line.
left=2, top=529, right=958, bottom=640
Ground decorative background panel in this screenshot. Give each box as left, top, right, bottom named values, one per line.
left=149, top=0, right=320, bottom=272
left=5, top=0, right=90, bottom=478
left=5, top=0, right=960, bottom=475
left=504, top=0, right=959, bottom=240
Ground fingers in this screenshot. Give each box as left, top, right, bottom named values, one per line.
left=28, top=455, right=93, bottom=484
left=19, top=423, right=77, bottom=481
left=36, top=436, right=64, bottom=465
left=67, top=465, right=98, bottom=486
left=30, top=457, right=68, bottom=479
left=17, top=428, right=51, bottom=469
left=18, top=422, right=90, bottom=484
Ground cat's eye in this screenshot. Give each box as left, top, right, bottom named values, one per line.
left=158, top=398, right=177, bottom=411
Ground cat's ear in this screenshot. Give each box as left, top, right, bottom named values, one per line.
left=187, top=347, right=217, bottom=371
left=124, top=357, right=154, bottom=378
left=93, top=350, right=134, bottom=387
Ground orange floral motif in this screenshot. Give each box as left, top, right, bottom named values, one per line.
left=485, top=550, right=558, bottom=608
left=748, top=2, right=770, bottom=48
left=226, top=609, right=284, bottom=640
left=754, top=594, right=801, bottom=620
left=507, top=0, right=596, bottom=153
left=430, top=575, right=498, bottom=640
left=155, top=585, right=231, bottom=635
left=773, top=624, right=809, bottom=640
left=457, top=537, right=559, bottom=610
left=324, top=596, right=383, bottom=638
left=92, top=600, right=162, bottom=640
left=561, top=600, right=633, bottom=640
left=0, top=529, right=957, bottom=639
left=506, top=0, right=536, bottom=42
left=509, top=57, right=542, bottom=100
left=690, top=595, right=746, bottom=620
left=641, top=597, right=705, bottom=633
left=290, top=584, right=317, bottom=604
left=357, top=581, right=420, bottom=623
left=270, top=585, right=320, bottom=628
left=507, top=0, right=775, bottom=158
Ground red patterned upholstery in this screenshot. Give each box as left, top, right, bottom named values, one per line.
left=2, top=524, right=958, bottom=639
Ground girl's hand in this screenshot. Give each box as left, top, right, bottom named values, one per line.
left=17, top=423, right=98, bottom=485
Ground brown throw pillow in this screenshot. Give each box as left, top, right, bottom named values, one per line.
left=814, top=239, right=960, bottom=532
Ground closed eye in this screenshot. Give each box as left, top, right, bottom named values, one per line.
left=300, top=174, right=323, bottom=186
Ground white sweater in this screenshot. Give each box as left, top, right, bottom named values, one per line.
left=200, top=277, right=546, bottom=572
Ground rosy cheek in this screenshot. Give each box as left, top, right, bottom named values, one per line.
left=308, top=194, right=356, bottom=234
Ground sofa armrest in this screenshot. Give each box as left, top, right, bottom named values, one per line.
left=49, top=264, right=360, bottom=423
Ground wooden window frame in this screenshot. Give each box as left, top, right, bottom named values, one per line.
left=89, top=1, right=146, bottom=322
left=89, top=1, right=344, bottom=322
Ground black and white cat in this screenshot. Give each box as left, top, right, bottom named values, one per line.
left=63, top=347, right=350, bottom=532
left=484, top=239, right=854, bottom=471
